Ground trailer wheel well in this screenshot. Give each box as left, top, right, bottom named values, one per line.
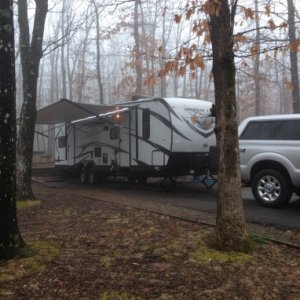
left=78, top=161, right=96, bottom=172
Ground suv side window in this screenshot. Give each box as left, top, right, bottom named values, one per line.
left=240, top=120, right=300, bottom=140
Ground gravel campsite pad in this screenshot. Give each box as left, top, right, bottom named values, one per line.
left=1, top=182, right=300, bottom=299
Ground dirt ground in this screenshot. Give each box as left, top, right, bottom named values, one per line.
left=1, top=181, right=300, bottom=300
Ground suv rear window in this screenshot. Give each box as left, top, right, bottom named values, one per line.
left=240, top=120, right=300, bottom=140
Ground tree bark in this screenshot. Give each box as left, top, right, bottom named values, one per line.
left=92, top=0, right=104, bottom=104
left=287, top=0, right=300, bottom=113
left=17, top=0, right=48, bottom=200
left=209, top=0, right=250, bottom=251
left=160, top=1, right=167, bottom=97
left=61, top=0, right=67, bottom=99
left=0, top=0, right=24, bottom=259
left=77, top=18, right=92, bottom=103
left=134, top=0, right=143, bottom=95
left=254, top=0, right=261, bottom=115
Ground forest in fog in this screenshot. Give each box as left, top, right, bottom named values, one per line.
left=13, top=0, right=300, bottom=153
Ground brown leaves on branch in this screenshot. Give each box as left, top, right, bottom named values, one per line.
left=268, top=19, right=277, bottom=31
left=192, top=19, right=209, bottom=39
left=174, top=14, right=181, bottom=24
left=285, top=79, right=294, bottom=91
left=157, top=44, right=205, bottom=81
left=150, top=0, right=300, bottom=86
left=203, top=0, right=222, bottom=17
left=242, top=7, right=254, bottom=20
left=290, top=38, right=300, bottom=53
left=264, top=4, right=271, bottom=17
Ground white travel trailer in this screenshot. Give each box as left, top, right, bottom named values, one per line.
left=36, top=97, right=217, bottom=184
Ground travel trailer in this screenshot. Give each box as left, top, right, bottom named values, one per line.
left=36, top=97, right=217, bottom=184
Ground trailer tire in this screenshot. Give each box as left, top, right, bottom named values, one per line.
left=160, top=176, right=177, bottom=192
left=137, top=176, right=147, bottom=184
left=87, top=167, right=97, bottom=185
left=127, top=174, right=137, bottom=184
left=80, top=167, right=87, bottom=184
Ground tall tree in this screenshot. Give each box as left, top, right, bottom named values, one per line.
left=91, top=0, right=104, bottom=104
left=287, top=0, right=300, bottom=113
left=61, top=0, right=67, bottom=99
left=208, top=0, right=250, bottom=251
left=0, top=0, right=24, bottom=259
left=17, top=0, right=48, bottom=200
left=76, top=16, right=92, bottom=103
left=160, top=2, right=167, bottom=97
left=133, top=0, right=143, bottom=95
left=254, top=0, right=261, bottom=115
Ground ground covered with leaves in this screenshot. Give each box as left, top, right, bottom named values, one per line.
left=1, top=182, right=300, bottom=299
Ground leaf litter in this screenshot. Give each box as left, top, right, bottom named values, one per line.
left=0, top=182, right=300, bottom=299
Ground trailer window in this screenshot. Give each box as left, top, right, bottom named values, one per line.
left=143, top=109, right=150, bottom=140
left=58, top=136, right=66, bottom=148
left=110, top=127, right=119, bottom=140
left=94, top=147, right=102, bottom=157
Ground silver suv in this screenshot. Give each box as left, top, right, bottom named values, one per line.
left=239, top=114, right=300, bottom=207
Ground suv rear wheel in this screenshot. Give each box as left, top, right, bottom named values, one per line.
left=252, top=169, right=292, bottom=208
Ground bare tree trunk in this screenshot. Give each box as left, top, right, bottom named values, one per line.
left=17, top=0, right=48, bottom=200
left=92, top=0, right=104, bottom=104
left=150, top=1, right=159, bottom=97
left=134, top=0, right=143, bottom=95
left=140, top=0, right=153, bottom=96
left=209, top=0, right=250, bottom=252
left=254, top=0, right=261, bottom=115
left=287, top=0, right=300, bottom=113
left=67, top=38, right=80, bottom=102
left=160, top=2, right=167, bottom=97
left=37, top=57, right=45, bottom=108
left=77, top=19, right=92, bottom=103
left=61, top=0, right=67, bottom=99
left=67, top=41, right=73, bottom=101
left=196, top=39, right=205, bottom=99
left=0, top=0, right=24, bottom=259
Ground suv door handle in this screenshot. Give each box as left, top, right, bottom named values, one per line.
left=240, top=148, right=246, bottom=153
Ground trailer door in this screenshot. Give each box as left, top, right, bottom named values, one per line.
left=119, top=111, right=130, bottom=167
left=118, top=109, right=138, bottom=168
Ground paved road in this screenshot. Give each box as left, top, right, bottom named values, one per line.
left=40, top=173, right=300, bottom=230
left=88, top=179, right=300, bottom=231
left=160, top=182, right=300, bottom=230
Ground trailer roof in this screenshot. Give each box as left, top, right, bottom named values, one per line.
left=35, top=97, right=214, bottom=125
left=35, top=98, right=115, bottom=124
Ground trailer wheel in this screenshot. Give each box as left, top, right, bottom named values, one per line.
left=80, top=167, right=87, bottom=184
left=137, top=176, right=147, bottom=184
left=87, top=167, right=97, bottom=185
left=127, top=174, right=137, bottom=184
left=160, top=176, right=177, bottom=192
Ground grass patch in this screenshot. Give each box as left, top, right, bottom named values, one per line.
left=153, top=231, right=253, bottom=264
left=0, top=240, right=59, bottom=283
left=191, top=246, right=252, bottom=263
left=250, top=234, right=268, bottom=245
left=17, top=199, right=41, bottom=210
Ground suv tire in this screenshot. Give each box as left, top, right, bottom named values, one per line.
left=252, top=169, right=292, bottom=208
